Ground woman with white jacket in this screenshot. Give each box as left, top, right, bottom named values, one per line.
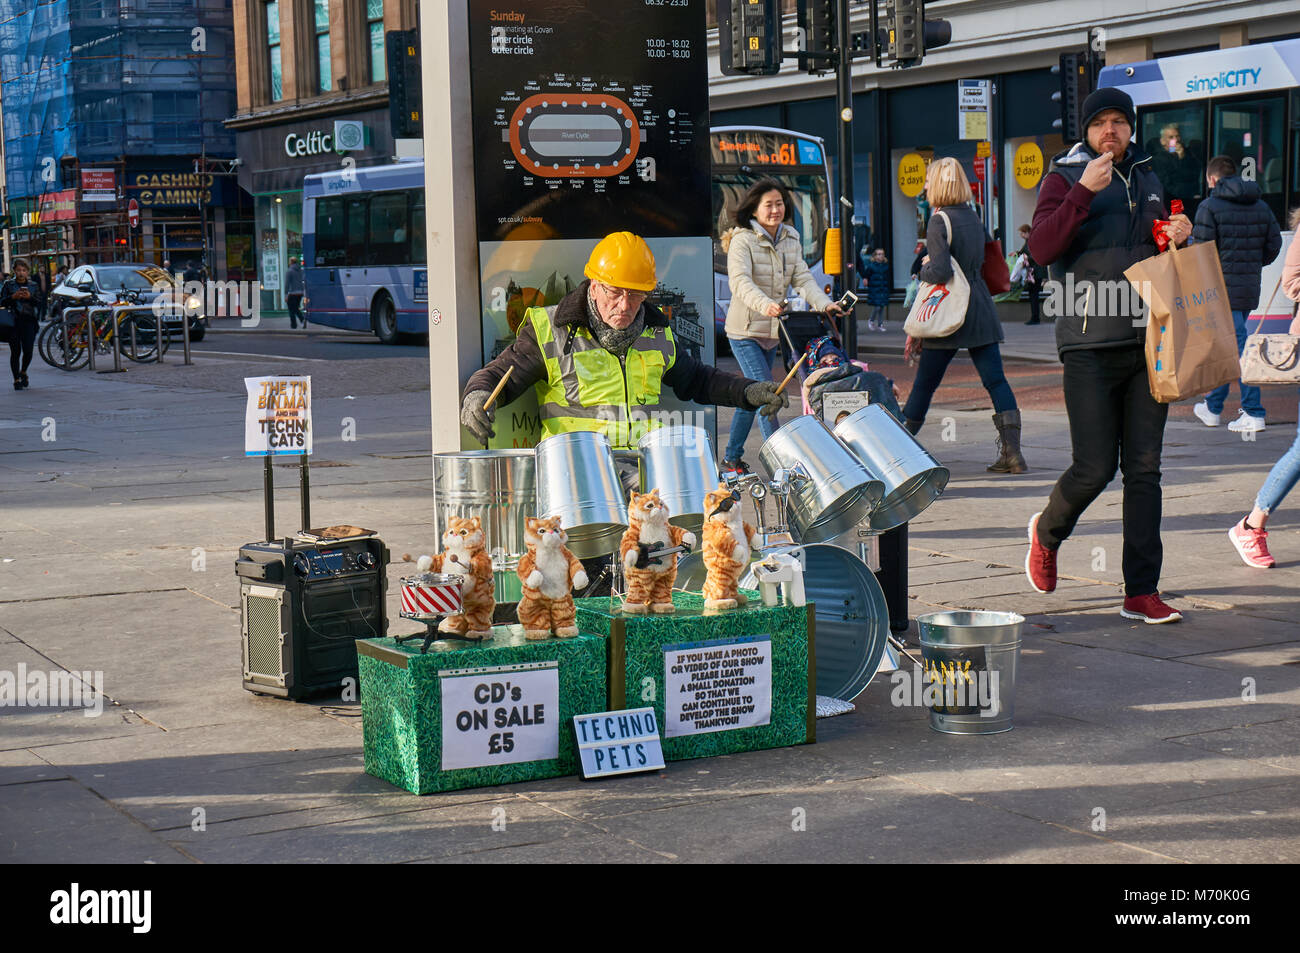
left=721, top=178, right=844, bottom=472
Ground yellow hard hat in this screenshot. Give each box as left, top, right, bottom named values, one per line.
left=584, top=232, right=656, bottom=292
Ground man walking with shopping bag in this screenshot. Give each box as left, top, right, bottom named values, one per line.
left=1190, top=155, right=1283, bottom=433
left=1024, top=88, right=1193, bottom=624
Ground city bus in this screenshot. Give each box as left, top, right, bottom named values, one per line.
left=301, top=160, right=428, bottom=343
left=709, top=126, right=835, bottom=346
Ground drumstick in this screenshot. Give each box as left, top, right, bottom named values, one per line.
left=774, top=354, right=807, bottom=396
left=484, top=365, right=514, bottom=411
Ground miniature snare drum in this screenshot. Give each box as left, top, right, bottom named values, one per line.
left=399, top=572, right=463, bottom=622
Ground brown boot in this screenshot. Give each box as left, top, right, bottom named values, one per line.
left=988, top=410, right=1027, bottom=473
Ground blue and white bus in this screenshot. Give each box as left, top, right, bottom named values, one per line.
left=302, top=160, right=428, bottom=343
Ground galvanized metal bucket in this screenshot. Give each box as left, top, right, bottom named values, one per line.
left=535, top=431, right=628, bottom=559
left=638, top=425, right=718, bottom=537
left=740, top=543, right=890, bottom=701
left=833, top=404, right=950, bottom=532
left=917, top=610, right=1024, bottom=734
left=433, top=449, right=535, bottom=599
left=757, top=415, right=884, bottom=544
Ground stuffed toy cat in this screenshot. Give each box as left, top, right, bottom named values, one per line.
left=426, top=515, right=495, bottom=640
left=701, top=483, right=757, bottom=610
left=619, top=489, right=696, bottom=614
left=517, top=516, right=588, bottom=640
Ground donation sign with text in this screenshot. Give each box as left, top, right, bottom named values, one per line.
left=664, top=636, right=772, bottom=738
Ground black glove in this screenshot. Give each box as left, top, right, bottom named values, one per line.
left=745, top=380, right=790, bottom=418
left=460, top=391, right=495, bottom=442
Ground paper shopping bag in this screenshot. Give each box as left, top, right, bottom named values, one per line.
left=1124, top=241, right=1240, bottom=404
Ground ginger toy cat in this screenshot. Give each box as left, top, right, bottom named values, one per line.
left=517, top=516, right=588, bottom=640
left=619, top=489, right=696, bottom=614
left=701, top=484, right=757, bottom=610
left=426, top=515, right=495, bottom=640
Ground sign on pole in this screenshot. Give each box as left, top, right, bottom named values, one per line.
left=958, top=79, right=990, bottom=140
left=245, top=376, right=312, bottom=456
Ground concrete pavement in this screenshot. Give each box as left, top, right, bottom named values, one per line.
left=1, top=340, right=1297, bottom=864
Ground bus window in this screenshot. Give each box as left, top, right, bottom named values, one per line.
left=410, top=188, right=426, bottom=264
left=1213, top=96, right=1286, bottom=226
left=367, top=192, right=409, bottom=265
left=1141, top=105, right=1207, bottom=214
left=347, top=197, right=367, bottom=266
left=314, top=197, right=348, bottom=266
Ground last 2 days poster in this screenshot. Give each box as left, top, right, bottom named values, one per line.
left=466, top=0, right=711, bottom=243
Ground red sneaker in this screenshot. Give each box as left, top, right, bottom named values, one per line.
left=1025, top=512, right=1057, bottom=593
left=1120, top=594, right=1183, bottom=624
left=1228, top=519, right=1275, bottom=569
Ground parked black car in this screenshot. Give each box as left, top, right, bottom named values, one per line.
left=47, top=263, right=207, bottom=341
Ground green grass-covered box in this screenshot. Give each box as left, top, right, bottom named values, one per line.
left=358, top=627, right=607, bottom=794
left=575, top=590, right=815, bottom=761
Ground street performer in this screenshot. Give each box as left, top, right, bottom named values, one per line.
left=460, top=231, right=791, bottom=484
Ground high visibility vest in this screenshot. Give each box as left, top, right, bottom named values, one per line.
left=528, top=304, right=676, bottom=450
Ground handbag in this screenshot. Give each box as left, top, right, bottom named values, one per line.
left=983, top=237, right=1011, bottom=294
left=903, top=211, right=970, bottom=339
left=0, top=308, right=14, bottom=343
left=1240, top=276, right=1300, bottom=385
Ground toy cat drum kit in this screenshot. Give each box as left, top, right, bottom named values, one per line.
left=395, top=572, right=465, bottom=653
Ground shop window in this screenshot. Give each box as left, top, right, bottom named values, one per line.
left=1212, top=96, right=1286, bottom=227
left=1140, top=105, right=1206, bottom=214
left=367, top=0, right=385, bottom=85
left=366, top=192, right=409, bottom=265
left=315, top=0, right=332, bottom=93
left=314, top=197, right=349, bottom=265
left=265, top=0, right=282, bottom=102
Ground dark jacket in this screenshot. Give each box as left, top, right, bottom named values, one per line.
left=1191, top=176, right=1282, bottom=312
left=0, top=277, right=45, bottom=324
left=1029, top=141, right=1167, bottom=357
left=465, top=280, right=757, bottom=410
left=1016, top=240, right=1046, bottom=285
left=862, top=259, right=892, bottom=306
left=917, top=205, right=1002, bottom=350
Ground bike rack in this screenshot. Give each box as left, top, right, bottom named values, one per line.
left=56, top=308, right=86, bottom=371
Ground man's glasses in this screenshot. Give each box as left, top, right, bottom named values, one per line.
left=596, top=282, right=647, bottom=305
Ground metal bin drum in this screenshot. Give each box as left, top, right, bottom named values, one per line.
left=833, top=404, right=949, bottom=532
left=757, top=415, right=884, bottom=544
left=739, top=543, right=890, bottom=701
left=917, top=610, right=1024, bottom=734
left=638, top=424, right=718, bottom=537
left=535, top=431, right=628, bottom=559
left=433, top=449, right=535, bottom=601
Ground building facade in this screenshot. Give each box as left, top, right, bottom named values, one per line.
left=226, top=0, right=416, bottom=312
left=708, top=0, right=1300, bottom=286
left=0, top=0, right=244, bottom=279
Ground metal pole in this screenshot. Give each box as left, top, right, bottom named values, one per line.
left=86, top=308, right=98, bottom=372
left=60, top=311, right=73, bottom=371
left=181, top=296, right=192, bottom=365
left=263, top=455, right=275, bottom=542
left=99, top=307, right=125, bottom=373
left=155, top=307, right=165, bottom=363
left=299, top=452, right=311, bottom=533
left=836, top=0, right=857, bottom=359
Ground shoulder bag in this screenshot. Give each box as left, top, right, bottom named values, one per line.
left=982, top=237, right=1012, bottom=294
left=903, top=210, right=970, bottom=339
left=1240, top=276, right=1300, bottom=385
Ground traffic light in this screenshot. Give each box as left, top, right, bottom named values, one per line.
left=885, top=0, right=950, bottom=66
left=797, top=0, right=835, bottom=67
left=718, top=0, right=781, bottom=76
left=386, top=29, right=422, bottom=138
left=1051, top=52, right=1091, bottom=142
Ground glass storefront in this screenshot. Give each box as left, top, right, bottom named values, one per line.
left=255, top=191, right=302, bottom=312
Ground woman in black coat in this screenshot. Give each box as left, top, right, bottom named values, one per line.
left=2, top=259, right=45, bottom=390
left=902, top=158, right=1025, bottom=473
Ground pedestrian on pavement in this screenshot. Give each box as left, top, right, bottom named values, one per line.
left=1227, top=207, right=1300, bottom=568
left=901, top=157, right=1026, bottom=474
left=285, top=256, right=306, bottom=330
left=2, top=259, right=45, bottom=390
left=1024, top=87, right=1193, bottom=624
left=862, top=248, right=892, bottom=332
left=1191, top=154, right=1283, bottom=434
left=717, top=179, right=844, bottom=473
left=461, top=231, right=791, bottom=486
left=1016, top=223, right=1046, bottom=325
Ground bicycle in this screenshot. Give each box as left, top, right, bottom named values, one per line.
left=37, top=296, right=170, bottom=370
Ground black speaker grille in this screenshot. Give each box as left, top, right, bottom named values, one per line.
left=246, top=593, right=284, bottom=681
